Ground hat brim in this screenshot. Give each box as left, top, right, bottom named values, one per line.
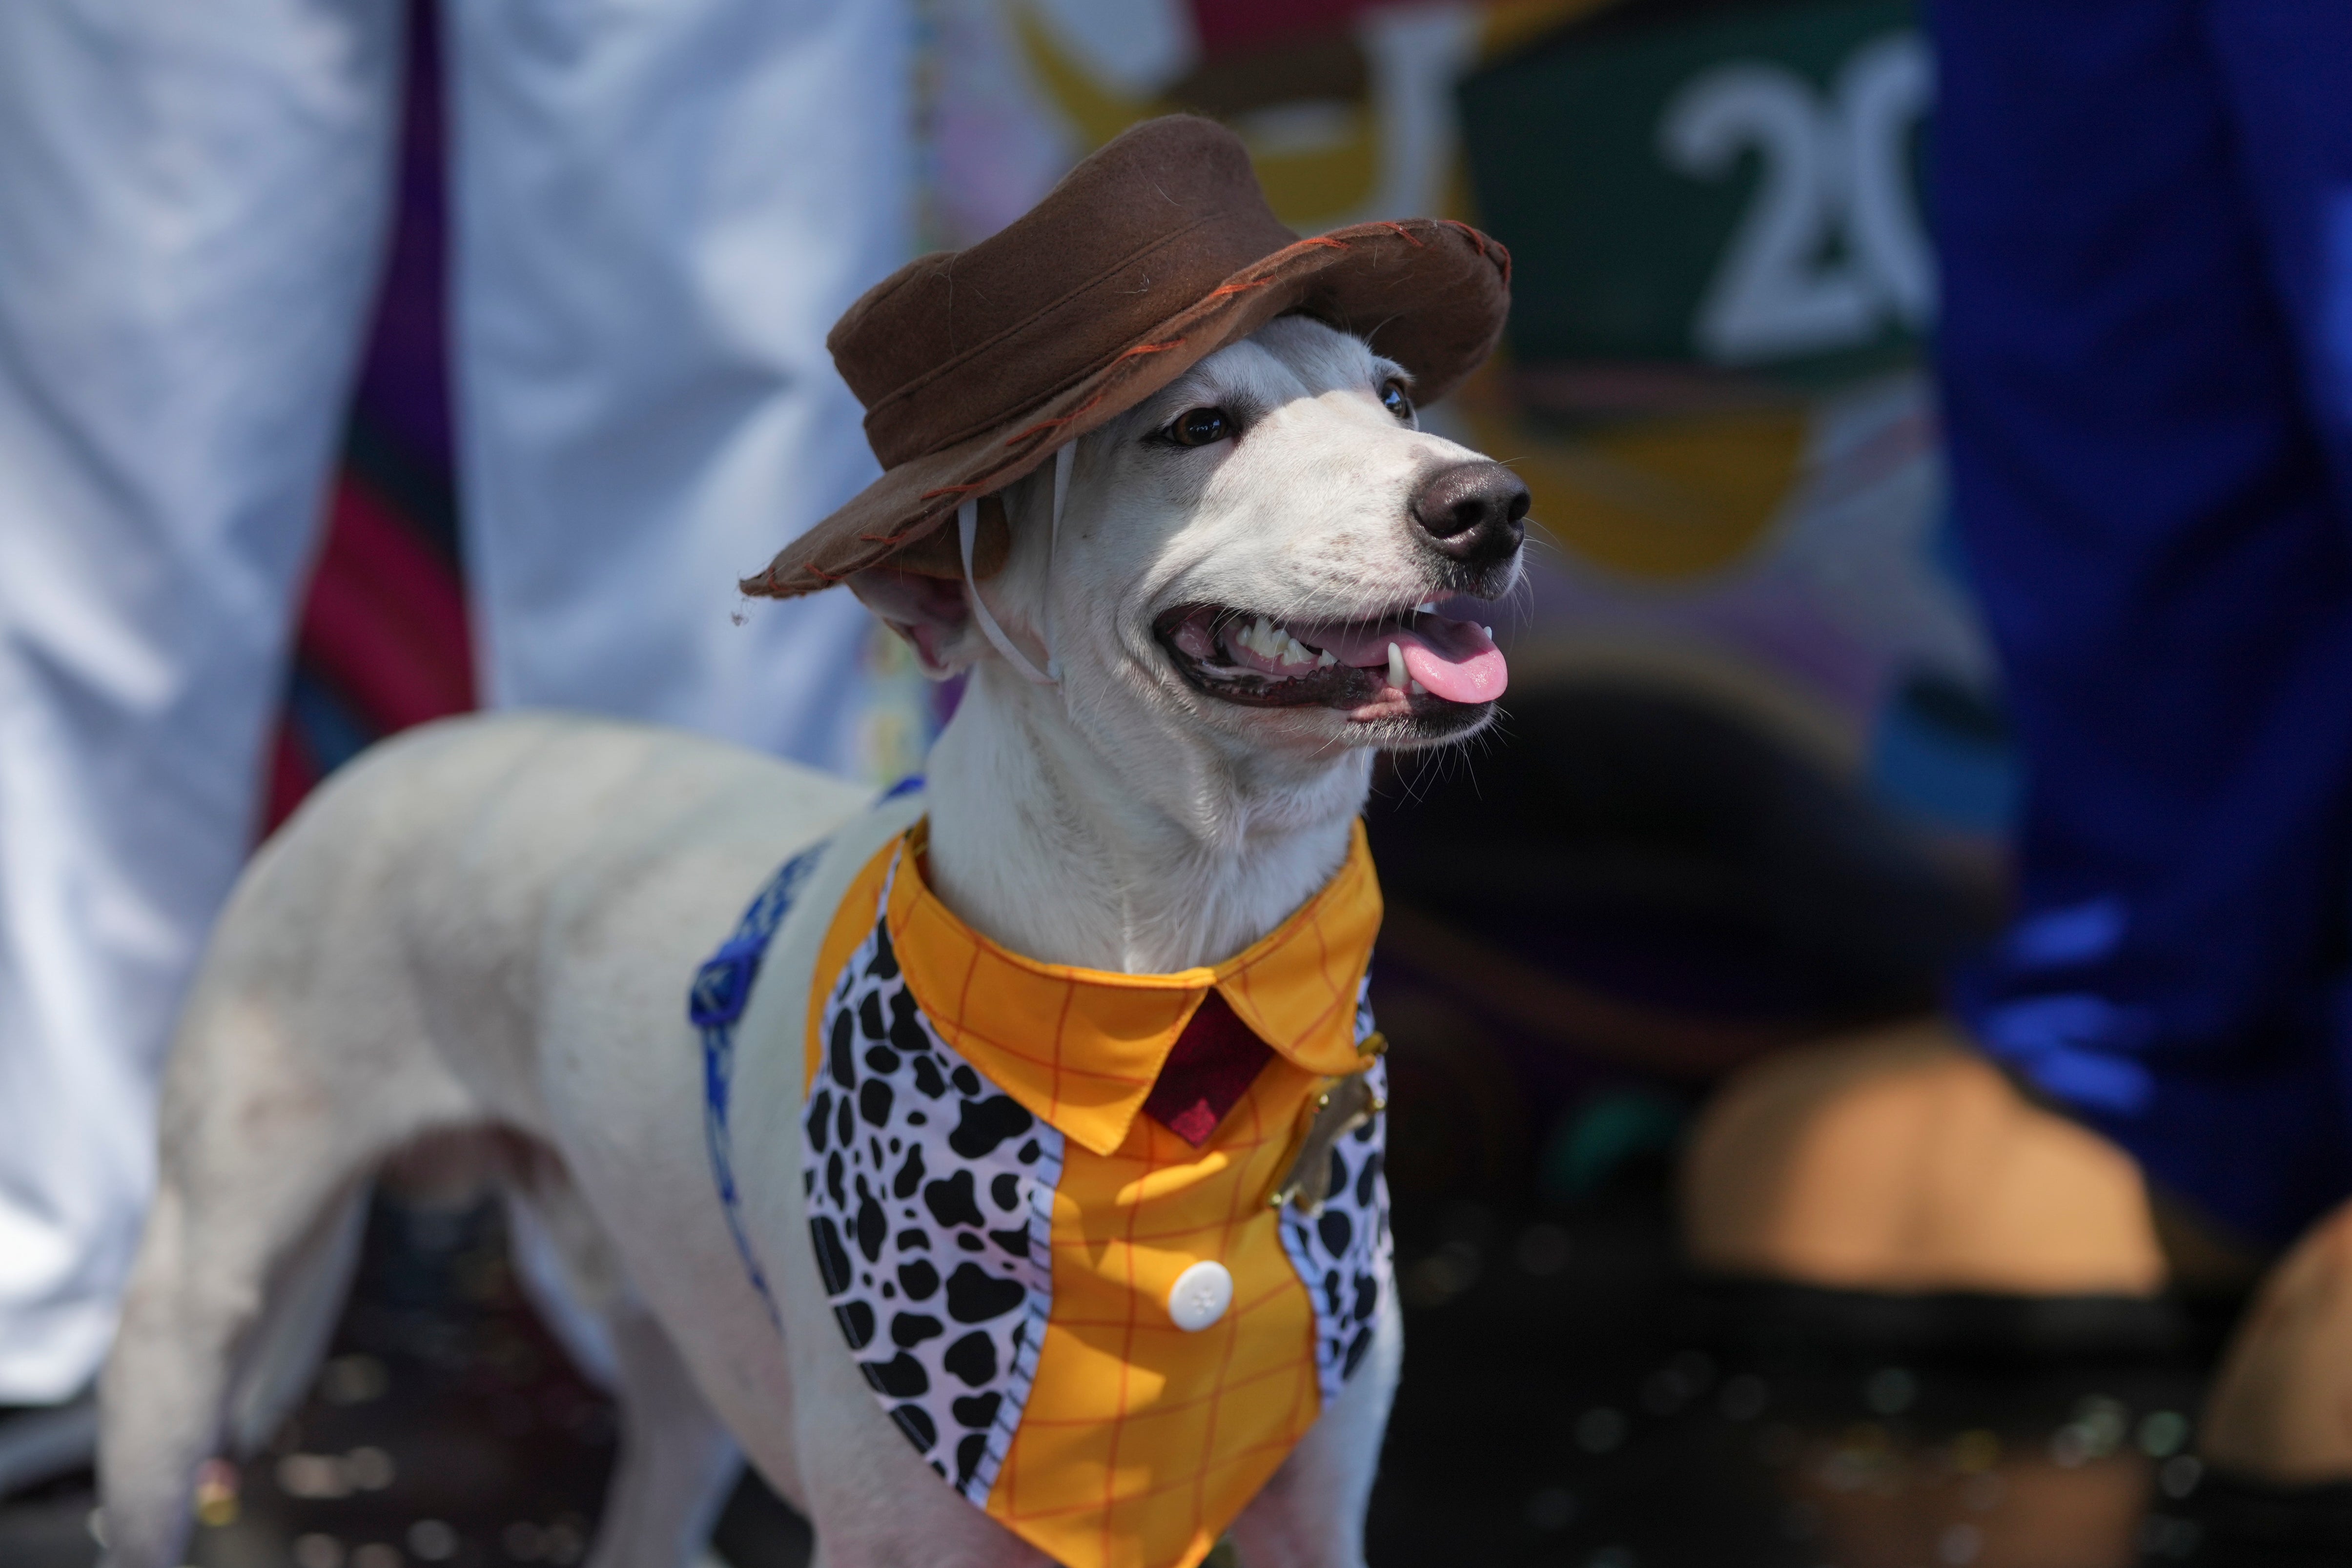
left=742, top=217, right=1510, bottom=599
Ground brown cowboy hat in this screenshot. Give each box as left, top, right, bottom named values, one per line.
left=741, top=114, right=1512, bottom=599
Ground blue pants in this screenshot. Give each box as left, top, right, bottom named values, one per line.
left=1937, top=0, right=2352, bottom=1246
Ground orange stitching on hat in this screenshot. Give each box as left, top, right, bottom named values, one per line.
left=1205, top=279, right=1275, bottom=299
left=1001, top=338, right=1186, bottom=446
left=1002, top=395, right=1109, bottom=447
left=1378, top=221, right=1425, bottom=247
left=919, top=482, right=984, bottom=501
left=1301, top=236, right=1349, bottom=251
left=1440, top=219, right=1488, bottom=259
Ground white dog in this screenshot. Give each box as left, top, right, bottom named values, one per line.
left=97, top=307, right=1524, bottom=1568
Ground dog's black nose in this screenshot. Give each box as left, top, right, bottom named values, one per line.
left=1410, top=461, right=1530, bottom=566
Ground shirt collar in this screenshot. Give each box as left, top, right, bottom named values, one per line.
left=883, top=819, right=1382, bottom=1157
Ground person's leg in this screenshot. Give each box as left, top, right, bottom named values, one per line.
left=1688, top=0, right=2352, bottom=1285
left=2185, top=0, right=2352, bottom=1487
left=2204, top=1199, right=2352, bottom=1482
left=0, top=0, right=403, bottom=1402
left=1682, top=1020, right=2168, bottom=1294
left=444, top=0, right=914, bottom=773
left=1939, top=0, right=2352, bottom=1253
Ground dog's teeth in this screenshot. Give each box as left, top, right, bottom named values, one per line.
left=1408, top=678, right=1427, bottom=697
left=1233, top=614, right=1321, bottom=669
left=1316, top=650, right=1336, bottom=668
left=1415, top=601, right=1435, bottom=614
left=1483, top=626, right=1493, bottom=639
left=1387, top=642, right=1406, bottom=690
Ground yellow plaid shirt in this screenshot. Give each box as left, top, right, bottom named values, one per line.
left=803, top=820, right=1384, bottom=1568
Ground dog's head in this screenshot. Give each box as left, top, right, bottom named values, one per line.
left=851, top=316, right=1525, bottom=784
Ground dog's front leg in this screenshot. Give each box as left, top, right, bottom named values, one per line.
left=580, top=1301, right=742, bottom=1568
left=1224, top=1304, right=1403, bottom=1568
left=772, top=1191, right=1057, bottom=1568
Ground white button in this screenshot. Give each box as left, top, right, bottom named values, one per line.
left=1166, top=1260, right=1234, bottom=1332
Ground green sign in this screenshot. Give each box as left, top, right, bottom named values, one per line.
left=1460, top=0, right=1929, bottom=387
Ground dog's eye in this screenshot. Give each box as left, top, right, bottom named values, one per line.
left=1166, top=407, right=1233, bottom=448
left=1380, top=380, right=1414, bottom=423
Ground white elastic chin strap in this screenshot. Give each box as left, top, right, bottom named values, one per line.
left=959, top=442, right=1072, bottom=687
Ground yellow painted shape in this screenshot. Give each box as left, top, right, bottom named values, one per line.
left=1010, top=5, right=1377, bottom=231
left=1462, top=401, right=1809, bottom=580
left=1240, top=105, right=1377, bottom=230
left=1012, top=4, right=1153, bottom=151
left=1479, top=0, right=1628, bottom=60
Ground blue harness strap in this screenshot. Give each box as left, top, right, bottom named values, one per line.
left=692, top=845, right=824, bottom=1324
left=689, top=775, right=923, bottom=1323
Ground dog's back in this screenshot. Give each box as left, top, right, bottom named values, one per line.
left=97, top=712, right=862, bottom=1568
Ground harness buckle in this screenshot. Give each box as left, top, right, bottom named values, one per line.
left=690, top=950, right=757, bottom=1029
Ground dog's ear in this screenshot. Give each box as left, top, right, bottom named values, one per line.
left=846, top=566, right=981, bottom=679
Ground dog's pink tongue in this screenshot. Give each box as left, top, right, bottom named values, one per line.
left=1308, top=613, right=1508, bottom=704
left=1400, top=633, right=1509, bottom=704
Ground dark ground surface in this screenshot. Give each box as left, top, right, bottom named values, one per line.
left=0, top=1169, right=2235, bottom=1568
